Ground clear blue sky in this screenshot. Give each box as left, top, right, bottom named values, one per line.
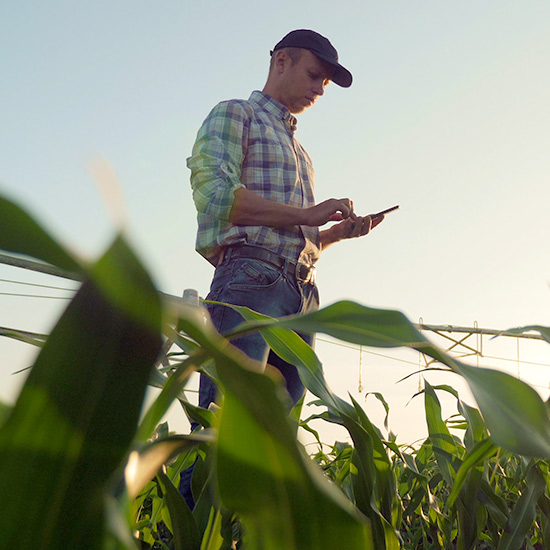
left=1, top=1, right=549, bottom=443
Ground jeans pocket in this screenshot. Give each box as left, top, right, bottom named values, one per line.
left=228, top=259, right=283, bottom=290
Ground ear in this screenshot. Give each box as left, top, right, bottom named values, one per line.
left=273, top=50, right=289, bottom=73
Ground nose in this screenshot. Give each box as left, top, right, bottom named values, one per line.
left=313, top=82, right=326, bottom=97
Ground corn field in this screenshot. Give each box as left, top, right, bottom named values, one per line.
left=1, top=192, right=550, bottom=549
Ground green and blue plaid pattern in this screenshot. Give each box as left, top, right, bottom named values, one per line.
left=188, top=91, right=320, bottom=266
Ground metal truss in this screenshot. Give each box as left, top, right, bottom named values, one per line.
left=415, top=320, right=547, bottom=375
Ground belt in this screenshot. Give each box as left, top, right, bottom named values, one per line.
left=220, top=246, right=316, bottom=284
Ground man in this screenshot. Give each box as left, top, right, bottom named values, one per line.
left=188, top=29, right=384, bottom=412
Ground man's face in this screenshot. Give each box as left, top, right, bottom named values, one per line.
left=277, top=50, right=333, bottom=114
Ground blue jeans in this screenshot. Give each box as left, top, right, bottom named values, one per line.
left=180, top=251, right=319, bottom=507
left=199, top=254, right=319, bottom=408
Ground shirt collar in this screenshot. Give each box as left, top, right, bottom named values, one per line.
left=249, top=90, right=298, bottom=133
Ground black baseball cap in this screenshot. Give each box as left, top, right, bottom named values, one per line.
left=271, top=29, right=353, bottom=88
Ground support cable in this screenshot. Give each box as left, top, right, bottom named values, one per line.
left=0, top=277, right=77, bottom=292
left=0, top=292, right=72, bottom=300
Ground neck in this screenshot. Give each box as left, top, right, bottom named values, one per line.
left=262, top=78, right=288, bottom=110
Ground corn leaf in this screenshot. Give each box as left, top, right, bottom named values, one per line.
left=456, top=364, right=550, bottom=457
left=136, top=353, right=208, bottom=442
left=125, top=433, right=212, bottom=499
left=446, top=438, right=497, bottom=509
left=157, top=469, right=201, bottom=550
left=0, top=327, right=47, bottom=347
left=218, top=302, right=398, bottom=548
left=424, top=381, right=460, bottom=486
left=500, top=325, right=550, bottom=345
left=0, top=237, right=162, bottom=548
left=226, top=301, right=550, bottom=458
left=0, top=195, right=81, bottom=274
left=498, top=464, right=546, bottom=550
left=216, top=370, right=373, bottom=549
left=175, top=311, right=374, bottom=550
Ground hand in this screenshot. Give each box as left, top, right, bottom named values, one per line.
left=347, top=213, right=385, bottom=238
left=320, top=210, right=386, bottom=250
left=333, top=215, right=371, bottom=240
left=303, top=198, right=354, bottom=226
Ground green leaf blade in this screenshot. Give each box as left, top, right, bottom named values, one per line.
left=457, top=364, right=550, bottom=457
left=0, top=195, right=82, bottom=274
left=0, top=238, right=162, bottom=549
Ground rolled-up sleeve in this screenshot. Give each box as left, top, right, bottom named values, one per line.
left=187, top=101, right=250, bottom=221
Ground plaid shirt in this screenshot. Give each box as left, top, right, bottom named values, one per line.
left=188, top=90, right=321, bottom=267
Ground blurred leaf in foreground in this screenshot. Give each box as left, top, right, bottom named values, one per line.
left=0, top=194, right=82, bottom=274
left=175, top=311, right=374, bottom=550
left=0, top=237, right=162, bottom=549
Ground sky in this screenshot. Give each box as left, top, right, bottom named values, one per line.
left=1, top=1, right=549, bottom=445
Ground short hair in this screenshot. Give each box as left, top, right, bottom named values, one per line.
left=269, top=47, right=303, bottom=71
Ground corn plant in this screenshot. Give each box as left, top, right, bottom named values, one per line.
left=2, top=191, right=550, bottom=549
left=306, top=382, right=550, bottom=550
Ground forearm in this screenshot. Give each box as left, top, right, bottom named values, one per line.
left=230, top=188, right=355, bottom=229
left=229, top=187, right=306, bottom=227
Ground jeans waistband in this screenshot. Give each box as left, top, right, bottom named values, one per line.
left=220, top=246, right=315, bottom=284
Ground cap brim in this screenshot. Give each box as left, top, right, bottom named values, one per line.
left=314, top=52, right=353, bottom=88
left=332, top=65, right=353, bottom=88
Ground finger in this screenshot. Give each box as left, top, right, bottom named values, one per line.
left=329, top=212, right=344, bottom=222
left=349, top=217, right=366, bottom=238
left=355, top=216, right=371, bottom=237
left=363, top=215, right=373, bottom=235
left=339, top=198, right=354, bottom=219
